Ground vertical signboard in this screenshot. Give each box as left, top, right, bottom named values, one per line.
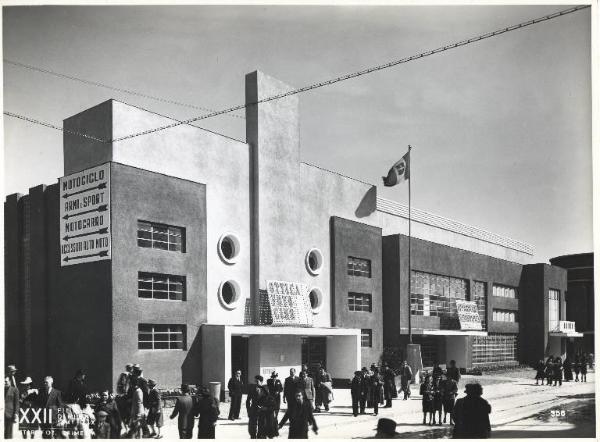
left=59, top=163, right=111, bottom=266
left=266, top=280, right=313, bottom=327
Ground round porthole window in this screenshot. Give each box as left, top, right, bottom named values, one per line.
left=218, top=233, right=240, bottom=264
left=218, top=280, right=241, bottom=310
left=305, top=248, right=324, bottom=276
left=308, top=287, right=323, bottom=314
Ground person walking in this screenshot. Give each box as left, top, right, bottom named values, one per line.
left=194, top=386, right=220, bottom=439
left=359, top=367, right=370, bottom=414
left=452, top=383, right=491, bottom=439
left=267, top=371, right=284, bottom=421
left=382, top=364, right=395, bottom=408
left=299, top=371, right=315, bottom=410
left=563, top=356, right=573, bottom=381
left=370, top=367, right=383, bottom=416
left=66, top=369, right=88, bottom=408
left=246, top=375, right=269, bottom=439
left=446, top=360, right=461, bottom=385
left=534, top=359, right=545, bottom=385
left=278, top=391, right=318, bottom=439
left=350, top=371, right=362, bottom=417
left=441, top=374, right=458, bottom=425
left=129, top=378, right=147, bottom=439
left=399, top=361, right=413, bottom=400
left=5, top=377, right=20, bottom=439
left=573, top=355, right=581, bottom=382
left=553, top=357, right=563, bottom=387
left=147, top=380, right=163, bottom=438
left=545, top=356, right=555, bottom=385
left=169, top=384, right=195, bottom=439
left=227, top=370, right=244, bottom=420
left=259, top=394, right=279, bottom=439
left=432, top=376, right=443, bottom=425
left=36, top=376, right=64, bottom=439
left=580, top=355, right=588, bottom=382
left=420, top=375, right=435, bottom=425
left=314, top=367, right=333, bottom=413
left=95, top=390, right=122, bottom=439
left=283, top=368, right=300, bottom=411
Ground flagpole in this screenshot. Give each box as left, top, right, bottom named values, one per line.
left=408, top=144, right=412, bottom=345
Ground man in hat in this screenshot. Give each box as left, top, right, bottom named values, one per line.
left=5, top=377, right=20, bottom=438
left=170, top=384, right=195, bottom=439
left=278, top=391, right=318, bottom=439
left=147, top=380, right=163, bottom=438
left=129, top=365, right=150, bottom=437
left=374, top=418, right=400, bottom=438
left=194, top=386, right=220, bottom=439
left=246, top=375, right=268, bottom=439
left=18, top=377, right=38, bottom=438
left=267, top=371, right=283, bottom=421
left=117, top=364, right=133, bottom=396
left=350, top=371, right=362, bottom=417
left=382, top=364, right=396, bottom=408
left=66, top=369, right=87, bottom=408
left=227, top=370, right=244, bottom=420
left=452, top=383, right=491, bottom=439
left=314, top=367, right=332, bottom=413
left=6, top=365, right=18, bottom=388
left=299, top=371, right=315, bottom=411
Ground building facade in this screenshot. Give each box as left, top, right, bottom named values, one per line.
left=4, top=70, right=574, bottom=394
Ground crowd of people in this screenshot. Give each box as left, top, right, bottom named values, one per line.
left=534, top=353, right=592, bottom=386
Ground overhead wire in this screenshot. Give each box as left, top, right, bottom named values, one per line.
left=3, top=58, right=245, bottom=120
left=4, top=4, right=590, bottom=143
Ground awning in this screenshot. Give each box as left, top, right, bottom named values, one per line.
left=549, top=331, right=584, bottom=338
left=413, top=329, right=488, bottom=336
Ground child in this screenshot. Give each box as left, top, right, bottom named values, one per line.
left=534, top=360, right=545, bottom=385
left=147, top=379, right=163, bottom=439
left=420, top=375, right=434, bottom=425
left=95, top=411, right=111, bottom=439
left=432, top=377, right=443, bottom=425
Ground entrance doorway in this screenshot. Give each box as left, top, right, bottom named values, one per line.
left=302, top=337, right=327, bottom=374
left=231, top=336, right=249, bottom=390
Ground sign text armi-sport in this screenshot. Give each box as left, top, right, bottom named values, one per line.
left=59, top=163, right=111, bottom=266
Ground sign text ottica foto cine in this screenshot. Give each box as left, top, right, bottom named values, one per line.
left=455, top=300, right=483, bottom=331
left=266, top=280, right=313, bottom=327
left=59, top=163, right=111, bottom=266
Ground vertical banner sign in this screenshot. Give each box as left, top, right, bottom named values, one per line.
left=266, top=280, right=313, bottom=327
left=59, top=163, right=111, bottom=266
left=455, top=300, right=483, bottom=330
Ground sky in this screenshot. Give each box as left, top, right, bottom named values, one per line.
left=2, top=4, right=593, bottom=264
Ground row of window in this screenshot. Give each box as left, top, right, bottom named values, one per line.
left=492, top=309, right=517, bottom=323
left=493, top=284, right=517, bottom=299
left=472, top=334, right=518, bottom=364
left=136, top=324, right=372, bottom=351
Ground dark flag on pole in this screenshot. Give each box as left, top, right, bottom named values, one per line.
left=382, top=151, right=410, bottom=186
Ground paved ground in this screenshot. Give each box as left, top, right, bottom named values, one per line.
left=159, top=371, right=595, bottom=439
left=12, top=370, right=595, bottom=439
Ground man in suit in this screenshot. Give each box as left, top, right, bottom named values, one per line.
left=227, top=370, right=244, bottom=420
left=194, top=386, right=220, bottom=439
left=170, top=384, right=195, bottom=439
left=278, top=391, right=318, bottom=439
left=36, top=376, right=64, bottom=439
left=4, top=377, right=20, bottom=439
left=116, top=363, right=132, bottom=395
left=298, top=371, right=315, bottom=410
left=6, top=364, right=18, bottom=388
left=130, top=365, right=150, bottom=437
left=283, top=368, right=300, bottom=410
left=246, top=375, right=268, bottom=439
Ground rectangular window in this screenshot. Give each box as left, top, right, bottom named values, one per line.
left=138, top=272, right=186, bottom=301
left=361, top=329, right=372, bottom=347
left=472, top=281, right=487, bottom=330
left=492, top=309, right=517, bottom=323
left=137, top=220, right=185, bottom=252
left=492, top=284, right=517, bottom=299
left=348, top=292, right=372, bottom=312
left=138, top=324, right=186, bottom=350
left=347, top=257, right=371, bottom=278
left=472, top=334, right=518, bottom=365
left=549, top=289, right=560, bottom=331
left=410, top=271, right=469, bottom=329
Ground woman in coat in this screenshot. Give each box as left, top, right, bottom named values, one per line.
left=441, top=375, right=458, bottom=425
left=573, top=355, right=581, bottom=381
left=544, top=357, right=555, bottom=385
left=553, top=357, right=563, bottom=386
left=420, top=375, right=435, bottom=425
left=370, top=368, right=383, bottom=416
left=432, top=377, right=443, bottom=425
left=579, top=355, right=588, bottom=382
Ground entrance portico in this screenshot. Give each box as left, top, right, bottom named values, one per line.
left=201, top=325, right=361, bottom=396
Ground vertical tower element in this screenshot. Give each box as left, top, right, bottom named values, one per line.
left=246, top=71, right=301, bottom=322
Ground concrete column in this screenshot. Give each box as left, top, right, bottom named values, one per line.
left=245, top=71, right=301, bottom=322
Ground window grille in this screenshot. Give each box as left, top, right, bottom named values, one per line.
left=138, top=324, right=186, bottom=350
left=361, top=329, right=372, bottom=347
left=347, top=257, right=371, bottom=278
left=138, top=272, right=186, bottom=301
left=137, top=220, right=185, bottom=252
left=472, top=334, right=518, bottom=364
left=348, top=292, right=372, bottom=312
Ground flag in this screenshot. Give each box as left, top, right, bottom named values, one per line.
left=382, top=151, right=410, bottom=186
